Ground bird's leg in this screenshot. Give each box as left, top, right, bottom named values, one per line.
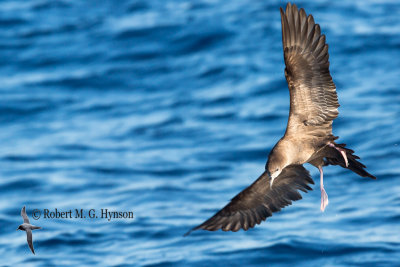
left=318, top=166, right=329, bottom=212
left=329, top=143, right=348, bottom=167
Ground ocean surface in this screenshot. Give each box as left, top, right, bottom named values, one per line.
left=0, top=0, right=399, bottom=266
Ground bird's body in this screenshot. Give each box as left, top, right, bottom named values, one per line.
left=18, top=223, right=41, bottom=231
left=17, top=206, right=41, bottom=255
left=185, top=3, right=375, bottom=235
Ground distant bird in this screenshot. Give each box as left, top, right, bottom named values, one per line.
left=17, top=206, right=41, bottom=255
left=185, top=3, right=375, bottom=235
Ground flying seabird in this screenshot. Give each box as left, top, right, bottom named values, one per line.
left=17, top=206, right=41, bottom=255
left=185, top=3, right=375, bottom=235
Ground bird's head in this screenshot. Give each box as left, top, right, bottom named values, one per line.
left=16, top=225, right=23, bottom=231
left=266, top=157, right=283, bottom=181
left=266, top=144, right=288, bottom=186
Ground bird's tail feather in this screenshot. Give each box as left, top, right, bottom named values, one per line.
left=324, top=143, right=376, bottom=179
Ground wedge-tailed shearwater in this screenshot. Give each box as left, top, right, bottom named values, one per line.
left=185, top=3, right=375, bottom=235
left=17, top=206, right=41, bottom=254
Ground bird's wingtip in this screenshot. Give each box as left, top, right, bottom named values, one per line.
left=183, top=230, right=192, bottom=237
left=183, top=225, right=199, bottom=237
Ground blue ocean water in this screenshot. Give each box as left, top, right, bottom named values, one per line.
left=0, top=0, right=399, bottom=266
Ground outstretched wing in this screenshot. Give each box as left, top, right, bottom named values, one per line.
left=185, top=165, right=314, bottom=234
left=26, top=229, right=35, bottom=254
left=281, top=3, right=339, bottom=137
left=21, top=206, right=29, bottom=224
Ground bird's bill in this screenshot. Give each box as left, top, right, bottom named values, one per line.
left=269, top=171, right=281, bottom=187
left=271, top=171, right=280, bottom=180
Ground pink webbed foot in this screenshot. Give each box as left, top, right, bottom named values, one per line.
left=318, top=166, right=329, bottom=212
left=329, top=143, right=349, bottom=167
left=320, top=185, right=329, bottom=212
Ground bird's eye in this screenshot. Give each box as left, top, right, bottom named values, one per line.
left=275, top=168, right=279, bottom=172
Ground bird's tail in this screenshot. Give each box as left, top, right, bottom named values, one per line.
left=32, top=226, right=42, bottom=230
left=324, top=143, right=376, bottom=179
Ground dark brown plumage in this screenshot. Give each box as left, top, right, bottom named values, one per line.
left=185, top=3, right=375, bottom=235
left=185, top=165, right=313, bottom=235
